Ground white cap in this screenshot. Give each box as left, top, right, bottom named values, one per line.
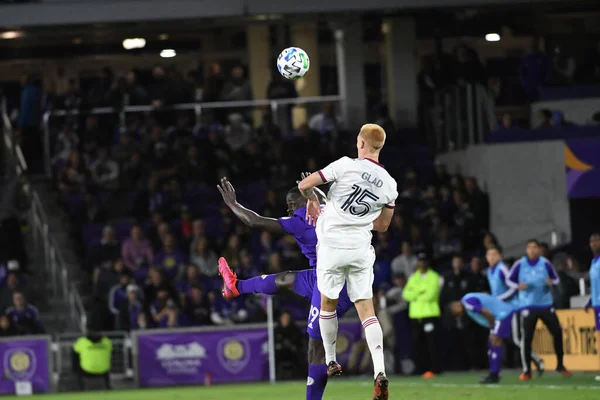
left=126, top=284, right=138, bottom=294
left=7, top=260, right=19, bottom=271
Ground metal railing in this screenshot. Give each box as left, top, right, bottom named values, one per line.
left=427, top=83, right=496, bottom=153
left=43, top=95, right=343, bottom=178
left=1, top=96, right=87, bottom=333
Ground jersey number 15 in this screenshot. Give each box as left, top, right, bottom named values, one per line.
left=341, top=184, right=380, bottom=217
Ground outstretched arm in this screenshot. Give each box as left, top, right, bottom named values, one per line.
left=217, top=178, right=283, bottom=234
left=298, top=172, right=325, bottom=200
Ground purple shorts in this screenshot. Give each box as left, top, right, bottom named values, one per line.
left=491, top=313, right=513, bottom=339
left=293, top=268, right=353, bottom=340
left=594, top=306, right=600, bottom=331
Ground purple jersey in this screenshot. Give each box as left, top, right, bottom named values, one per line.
left=278, top=206, right=317, bottom=267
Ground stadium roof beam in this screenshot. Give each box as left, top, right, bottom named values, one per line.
left=0, top=0, right=582, bottom=28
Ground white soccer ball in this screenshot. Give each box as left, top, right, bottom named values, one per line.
left=277, top=47, right=310, bottom=80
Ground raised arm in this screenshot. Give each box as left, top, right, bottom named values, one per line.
left=298, top=172, right=325, bottom=200
left=217, top=178, right=283, bottom=234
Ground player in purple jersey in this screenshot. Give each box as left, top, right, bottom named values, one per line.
left=216, top=177, right=353, bottom=400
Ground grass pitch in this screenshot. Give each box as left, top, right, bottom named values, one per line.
left=10, top=372, right=600, bottom=400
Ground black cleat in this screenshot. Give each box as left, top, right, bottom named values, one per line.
left=373, top=372, right=389, bottom=400
left=534, top=358, right=545, bottom=377
left=479, top=374, right=500, bottom=384
left=326, top=361, right=342, bottom=378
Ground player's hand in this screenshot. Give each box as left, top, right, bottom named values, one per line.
left=296, top=172, right=311, bottom=184
left=217, top=177, right=237, bottom=207
left=518, top=283, right=528, bottom=290
left=545, top=278, right=554, bottom=286
left=305, top=196, right=321, bottom=226
left=584, top=304, right=590, bottom=313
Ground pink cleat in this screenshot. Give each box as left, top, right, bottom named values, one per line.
left=218, top=257, right=240, bottom=299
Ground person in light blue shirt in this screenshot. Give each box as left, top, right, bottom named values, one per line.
left=507, top=239, right=571, bottom=380
left=486, top=246, right=544, bottom=375
left=584, top=232, right=600, bottom=380
left=450, top=293, right=513, bottom=384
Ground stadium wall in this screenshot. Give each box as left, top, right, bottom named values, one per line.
left=438, top=141, right=571, bottom=257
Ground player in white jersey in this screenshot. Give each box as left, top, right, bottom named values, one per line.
left=298, top=124, right=397, bottom=400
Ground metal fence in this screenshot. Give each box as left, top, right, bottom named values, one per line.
left=42, top=95, right=343, bottom=178
left=427, top=83, right=496, bottom=152
left=1, top=96, right=87, bottom=333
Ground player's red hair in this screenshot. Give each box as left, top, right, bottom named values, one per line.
left=359, top=124, right=386, bottom=151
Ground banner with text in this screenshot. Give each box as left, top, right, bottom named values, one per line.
left=532, top=309, right=599, bottom=371
left=136, top=327, right=269, bottom=387
left=0, top=338, right=51, bottom=394
left=135, top=321, right=365, bottom=387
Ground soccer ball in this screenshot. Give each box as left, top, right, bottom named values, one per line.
left=277, top=47, right=310, bottom=80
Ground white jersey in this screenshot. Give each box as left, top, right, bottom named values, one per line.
left=316, top=156, right=398, bottom=249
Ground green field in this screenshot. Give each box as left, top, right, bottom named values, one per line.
left=10, top=372, right=600, bottom=400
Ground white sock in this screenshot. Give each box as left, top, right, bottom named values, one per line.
left=319, top=310, right=338, bottom=364
left=363, top=316, right=385, bottom=379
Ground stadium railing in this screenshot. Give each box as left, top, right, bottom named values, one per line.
left=1, top=96, right=87, bottom=333
left=426, top=83, right=496, bottom=153
left=42, top=95, right=343, bottom=178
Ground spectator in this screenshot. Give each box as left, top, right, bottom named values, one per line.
left=120, top=151, right=145, bottom=191
left=94, top=258, right=126, bottom=299
left=220, top=65, right=253, bottom=103
left=177, top=264, right=203, bottom=305
left=112, top=133, right=137, bottom=166
left=108, top=270, right=132, bottom=327
left=189, top=237, right=218, bottom=278
left=178, top=146, right=205, bottom=188
left=149, top=65, right=169, bottom=109
left=150, top=286, right=179, bottom=328
left=121, top=225, right=153, bottom=273
left=0, top=314, right=18, bottom=337
left=308, top=103, right=341, bottom=138
left=0, top=271, right=26, bottom=312
left=53, top=122, right=80, bottom=167
left=118, top=284, right=144, bottom=331
left=89, top=148, right=120, bottom=191
left=187, top=219, right=206, bottom=250
left=433, top=225, right=462, bottom=262
left=441, top=256, right=472, bottom=306
left=58, top=151, right=89, bottom=194
left=237, top=250, right=260, bottom=280
left=143, top=266, right=177, bottom=309
left=183, top=285, right=211, bottom=327
left=536, top=109, right=553, bottom=129
left=520, top=37, right=550, bottom=101
left=222, top=234, right=243, bottom=267
left=211, top=295, right=249, bottom=325
left=225, top=113, right=252, bottom=153
left=402, top=253, right=441, bottom=377
left=6, top=291, right=44, bottom=334
left=154, top=234, right=186, bottom=282
left=89, top=226, right=121, bottom=272
left=274, top=310, right=306, bottom=380
left=390, top=242, right=418, bottom=278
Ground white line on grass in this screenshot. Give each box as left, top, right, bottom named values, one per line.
left=350, top=381, right=600, bottom=391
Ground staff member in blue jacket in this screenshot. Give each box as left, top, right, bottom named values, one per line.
left=507, top=239, right=571, bottom=381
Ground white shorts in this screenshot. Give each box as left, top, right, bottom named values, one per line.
left=316, top=243, right=375, bottom=303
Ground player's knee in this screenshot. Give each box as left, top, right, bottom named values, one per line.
left=308, top=339, right=325, bottom=365
left=321, top=295, right=337, bottom=312
left=489, top=336, right=502, bottom=347
left=274, top=271, right=296, bottom=291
